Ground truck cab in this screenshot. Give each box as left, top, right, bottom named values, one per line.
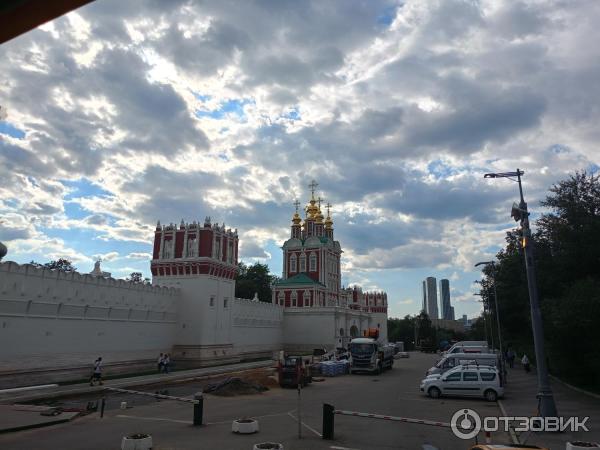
left=349, top=337, right=394, bottom=374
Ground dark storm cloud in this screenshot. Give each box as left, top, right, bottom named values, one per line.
left=153, top=21, right=250, bottom=76
left=374, top=178, right=513, bottom=223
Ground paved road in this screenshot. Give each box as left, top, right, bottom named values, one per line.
left=0, top=352, right=511, bottom=450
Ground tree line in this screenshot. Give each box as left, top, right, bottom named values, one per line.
left=475, top=171, right=600, bottom=391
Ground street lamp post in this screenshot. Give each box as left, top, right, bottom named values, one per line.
left=484, top=169, right=557, bottom=418
left=476, top=261, right=505, bottom=381
left=473, top=294, right=490, bottom=347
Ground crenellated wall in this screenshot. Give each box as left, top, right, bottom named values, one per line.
left=0, top=262, right=179, bottom=387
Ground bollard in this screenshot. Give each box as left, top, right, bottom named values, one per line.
left=485, top=430, right=492, bottom=444
left=100, top=398, right=106, bottom=418
left=193, top=391, right=203, bottom=426
left=322, top=403, right=335, bottom=440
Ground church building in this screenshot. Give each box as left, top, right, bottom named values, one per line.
left=274, top=181, right=388, bottom=351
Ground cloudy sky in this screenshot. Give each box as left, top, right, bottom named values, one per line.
left=1, top=0, right=599, bottom=319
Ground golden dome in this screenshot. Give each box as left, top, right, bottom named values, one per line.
left=306, top=198, right=319, bottom=219
left=292, top=212, right=301, bottom=225
left=315, top=207, right=324, bottom=224
left=325, top=215, right=333, bottom=228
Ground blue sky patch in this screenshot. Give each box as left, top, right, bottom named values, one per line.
left=377, top=6, right=397, bottom=26
left=427, top=160, right=459, bottom=179
left=61, top=178, right=113, bottom=200
left=282, top=108, right=301, bottom=121
left=0, top=121, right=26, bottom=139
left=196, top=98, right=254, bottom=120
left=193, top=92, right=212, bottom=102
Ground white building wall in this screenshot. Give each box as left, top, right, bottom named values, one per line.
left=231, top=298, right=283, bottom=359
left=0, top=262, right=179, bottom=378
left=283, top=307, right=374, bottom=352
left=153, top=275, right=235, bottom=347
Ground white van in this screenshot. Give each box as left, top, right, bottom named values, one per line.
left=426, top=352, right=500, bottom=376
left=443, top=341, right=488, bottom=355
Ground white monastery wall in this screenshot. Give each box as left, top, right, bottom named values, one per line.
left=231, top=298, right=283, bottom=359
left=0, top=262, right=179, bottom=372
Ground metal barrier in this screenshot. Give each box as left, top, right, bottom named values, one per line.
left=322, top=403, right=455, bottom=440
left=105, top=387, right=204, bottom=426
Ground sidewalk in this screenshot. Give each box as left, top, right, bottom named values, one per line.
left=499, top=363, right=600, bottom=449
left=0, top=359, right=274, bottom=406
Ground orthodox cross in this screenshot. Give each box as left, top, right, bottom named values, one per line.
left=308, top=179, right=318, bottom=197
left=326, top=202, right=332, bottom=216
left=317, top=196, right=323, bottom=209
left=293, top=199, right=300, bottom=213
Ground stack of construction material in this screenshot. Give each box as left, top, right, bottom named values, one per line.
left=319, top=360, right=348, bottom=377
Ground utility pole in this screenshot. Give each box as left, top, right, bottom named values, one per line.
left=484, top=169, right=557, bottom=418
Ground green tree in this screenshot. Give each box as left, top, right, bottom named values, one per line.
left=235, top=262, right=276, bottom=302
left=44, top=258, right=76, bottom=272
left=387, top=315, right=416, bottom=350
left=477, top=170, right=600, bottom=391
left=127, top=272, right=150, bottom=284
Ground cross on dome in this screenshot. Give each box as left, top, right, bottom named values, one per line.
left=325, top=202, right=332, bottom=216
left=293, top=199, right=300, bottom=213
left=308, top=179, right=318, bottom=198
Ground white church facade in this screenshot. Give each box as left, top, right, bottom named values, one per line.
left=0, top=183, right=387, bottom=388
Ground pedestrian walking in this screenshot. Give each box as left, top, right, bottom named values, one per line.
left=89, top=357, right=103, bottom=386
left=507, top=349, right=515, bottom=369
left=163, top=354, right=171, bottom=374
left=157, top=353, right=164, bottom=373
left=521, top=354, right=531, bottom=373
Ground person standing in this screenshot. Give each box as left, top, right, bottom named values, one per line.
left=507, top=349, right=516, bottom=369
left=521, top=354, right=531, bottom=373
left=89, top=357, right=103, bottom=386
left=157, top=353, right=164, bottom=373
left=163, top=354, right=170, bottom=374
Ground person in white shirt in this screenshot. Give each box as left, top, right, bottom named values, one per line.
left=521, top=354, right=531, bottom=373
left=89, top=357, right=103, bottom=386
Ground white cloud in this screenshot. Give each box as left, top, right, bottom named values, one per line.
left=0, top=0, right=599, bottom=310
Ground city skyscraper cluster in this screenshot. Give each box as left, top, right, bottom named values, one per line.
left=421, top=277, right=454, bottom=320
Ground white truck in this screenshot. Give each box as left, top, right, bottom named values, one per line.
left=348, top=337, right=394, bottom=374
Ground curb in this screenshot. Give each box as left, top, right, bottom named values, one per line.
left=548, top=374, right=600, bottom=400
left=0, top=360, right=274, bottom=405
left=497, top=399, right=520, bottom=445
left=0, top=413, right=79, bottom=434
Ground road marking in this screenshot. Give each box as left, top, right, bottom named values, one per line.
left=287, top=412, right=322, bottom=437
left=330, top=446, right=361, bottom=450
left=116, top=414, right=192, bottom=425
left=497, top=399, right=520, bottom=445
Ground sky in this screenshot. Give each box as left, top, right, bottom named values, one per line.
left=1, top=0, right=599, bottom=320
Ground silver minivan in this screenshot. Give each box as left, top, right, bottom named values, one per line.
left=426, top=352, right=499, bottom=376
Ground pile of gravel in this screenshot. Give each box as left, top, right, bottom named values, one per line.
left=204, top=377, right=269, bottom=396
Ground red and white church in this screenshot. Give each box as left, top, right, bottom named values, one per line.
left=274, top=181, right=388, bottom=350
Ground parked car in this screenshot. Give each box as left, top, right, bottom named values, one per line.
left=395, top=351, right=409, bottom=358
left=420, top=365, right=504, bottom=402
left=426, top=352, right=500, bottom=376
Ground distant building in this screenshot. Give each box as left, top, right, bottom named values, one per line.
left=422, top=277, right=439, bottom=319
left=430, top=318, right=464, bottom=333
left=450, top=306, right=455, bottom=320
left=439, top=279, right=452, bottom=320
left=461, top=314, right=472, bottom=330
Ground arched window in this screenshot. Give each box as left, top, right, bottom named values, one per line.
left=303, top=291, right=310, bottom=307
left=290, top=254, right=297, bottom=273
left=339, top=328, right=345, bottom=336
left=163, top=239, right=173, bottom=259
left=187, top=238, right=197, bottom=257
left=309, top=253, right=317, bottom=272
left=299, top=253, right=306, bottom=272
left=291, top=291, right=297, bottom=307
left=277, top=291, right=284, bottom=306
